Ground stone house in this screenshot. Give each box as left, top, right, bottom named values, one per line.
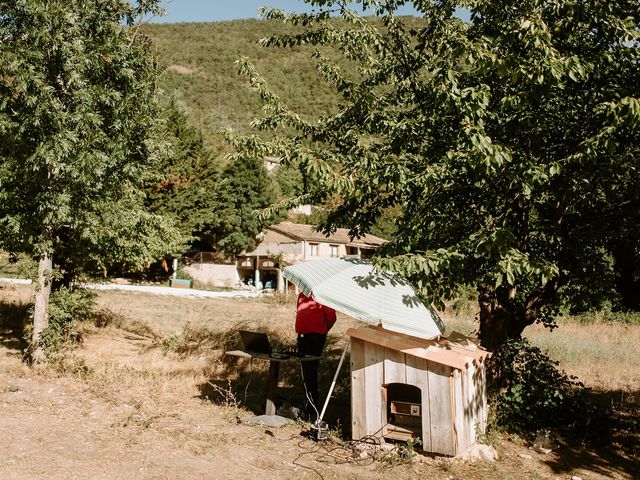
left=185, top=221, right=386, bottom=290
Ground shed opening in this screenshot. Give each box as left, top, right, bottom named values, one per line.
left=383, top=383, right=422, bottom=442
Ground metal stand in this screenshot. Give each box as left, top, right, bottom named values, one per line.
left=317, top=339, right=350, bottom=426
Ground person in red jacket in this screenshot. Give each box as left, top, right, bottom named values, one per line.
left=295, top=292, right=336, bottom=418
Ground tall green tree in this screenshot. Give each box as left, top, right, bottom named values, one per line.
left=146, top=97, right=225, bottom=250
left=147, top=98, right=277, bottom=255
left=231, top=0, right=639, bottom=349
left=0, top=0, right=182, bottom=360
left=211, top=155, right=278, bottom=255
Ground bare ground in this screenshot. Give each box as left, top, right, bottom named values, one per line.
left=1, top=285, right=638, bottom=479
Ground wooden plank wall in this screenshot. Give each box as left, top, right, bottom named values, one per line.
left=350, top=338, right=366, bottom=440
left=350, top=338, right=463, bottom=456
left=465, top=363, right=475, bottom=447
left=457, top=360, right=489, bottom=453
left=350, top=338, right=386, bottom=439
left=381, top=347, right=406, bottom=435
left=383, top=348, right=406, bottom=384
left=428, top=362, right=456, bottom=456
left=474, top=360, right=488, bottom=434
left=453, top=370, right=465, bottom=454
left=363, top=341, right=385, bottom=436
left=405, top=354, right=431, bottom=452
left=465, top=362, right=477, bottom=447
left=481, top=361, right=488, bottom=433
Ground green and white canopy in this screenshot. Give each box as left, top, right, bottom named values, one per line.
left=283, top=258, right=445, bottom=340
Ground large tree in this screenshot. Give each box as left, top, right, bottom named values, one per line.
left=0, top=0, right=182, bottom=360
left=231, top=0, right=639, bottom=349
left=212, top=155, right=279, bottom=255
left=145, top=97, right=224, bottom=250
left=146, top=97, right=278, bottom=255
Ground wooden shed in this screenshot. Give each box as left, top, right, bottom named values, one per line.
left=347, top=326, right=490, bottom=456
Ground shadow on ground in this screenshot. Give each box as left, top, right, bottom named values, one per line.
left=0, top=295, right=30, bottom=355
left=542, top=388, right=639, bottom=479
left=197, top=330, right=352, bottom=438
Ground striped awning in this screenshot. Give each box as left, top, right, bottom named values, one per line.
left=283, top=258, right=445, bottom=340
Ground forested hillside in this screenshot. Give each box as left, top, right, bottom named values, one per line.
left=143, top=20, right=343, bottom=141
left=139, top=19, right=349, bottom=255
left=141, top=19, right=405, bottom=246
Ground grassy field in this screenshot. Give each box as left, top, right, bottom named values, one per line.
left=0, top=252, right=34, bottom=279
left=1, top=283, right=638, bottom=479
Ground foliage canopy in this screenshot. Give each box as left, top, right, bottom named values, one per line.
left=231, top=0, right=640, bottom=348
left=0, top=0, right=182, bottom=358
left=146, top=98, right=277, bottom=255
left=0, top=0, right=182, bottom=275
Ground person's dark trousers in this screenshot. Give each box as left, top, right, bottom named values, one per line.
left=297, top=333, right=327, bottom=419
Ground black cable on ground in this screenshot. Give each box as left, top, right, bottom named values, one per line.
left=283, top=426, right=388, bottom=480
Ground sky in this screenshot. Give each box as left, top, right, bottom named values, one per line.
left=149, top=1, right=462, bottom=24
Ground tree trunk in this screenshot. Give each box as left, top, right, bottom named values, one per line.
left=31, top=251, right=53, bottom=363
left=613, top=239, right=640, bottom=311
left=478, top=276, right=562, bottom=351
left=478, top=291, right=528, bottom=351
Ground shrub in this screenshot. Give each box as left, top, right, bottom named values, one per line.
left=88, top=308, right=125, bottom=329
left=487, top=337, right=594, bottom=437
left=38, top=287, right=96, bottom=354
left=160, top=322, right=232, bottom=357
left=47, top=352, right=94, bottom=378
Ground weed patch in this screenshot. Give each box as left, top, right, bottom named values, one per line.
left=377, top=438, right=422, bottom=469
left=46, top=352, right=94, bottom=379
left=88, top=308, right=126, bottom=329
left=487, top=337, right=595, bottom=438
left=38, top=287, right=96, bottom=355
left=160, top=322, right=236, bottom=357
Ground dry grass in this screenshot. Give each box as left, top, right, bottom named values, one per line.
left=526, top=320, right=640, bottom=392
left=90, top=290, right=362, bottom=427
left=2, top=284, right=638, bottom=479
left=440, top=306, right=640, bottom=394
left=10, top=283, right=640, bottom=394
left=7, top=283, right=640, bottom=395
left=94, top=289, right=360, bottom=350
left=0, top=282, right=33, bottom=303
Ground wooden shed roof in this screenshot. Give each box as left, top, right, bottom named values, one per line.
left=346, top=325, right=490, bottom=370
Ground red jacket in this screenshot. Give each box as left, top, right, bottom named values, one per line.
left=295, top=293, right=337, bottom=334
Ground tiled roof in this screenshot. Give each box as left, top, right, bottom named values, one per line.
left=267, top=221, right=386, bottom=247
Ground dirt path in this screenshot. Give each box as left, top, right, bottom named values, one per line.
left=0, top=333, right=407, bottom=480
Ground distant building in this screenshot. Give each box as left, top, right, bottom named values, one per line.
left=263, top=156, right=282, bottom=172
left=237, top=221, right=387, bottom=290
left=289, top=204, right=313, bottom=216
left=184, top=221, right=386, bottom=291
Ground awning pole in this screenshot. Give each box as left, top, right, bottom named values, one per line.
left=317, top=339, right=350, bottom=425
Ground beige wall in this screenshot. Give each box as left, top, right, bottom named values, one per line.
left=248, top=240, right=346, bottom=262
left=303, top=241, right=346, bottom=260
left=184, top=264, right=239, bottom=288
